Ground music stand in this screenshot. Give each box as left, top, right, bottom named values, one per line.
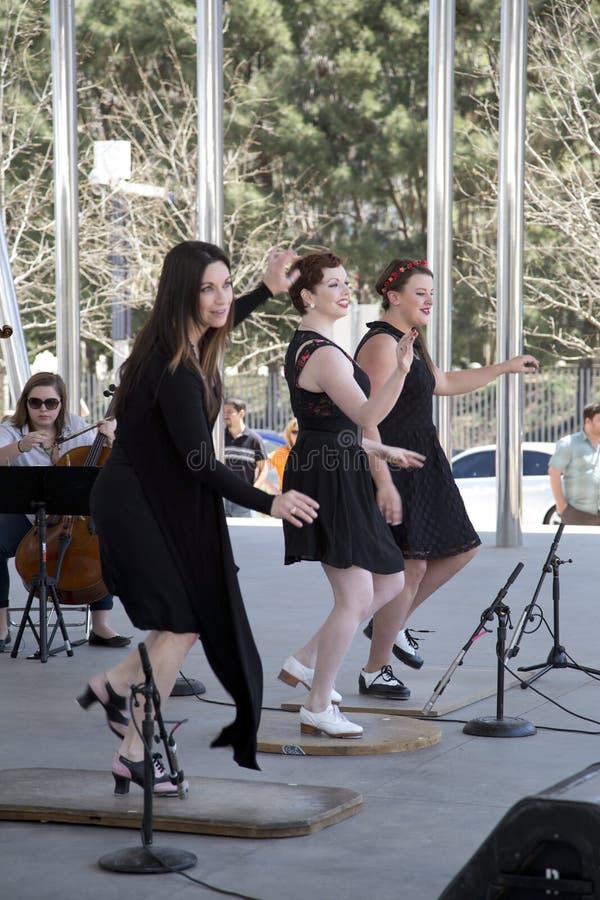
left=0, top=467, right=100, bottom=663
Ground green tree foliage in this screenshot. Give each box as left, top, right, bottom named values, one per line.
left=454, top=0, right=600, bottom=365
left=2, top=0, right=599, bottom=374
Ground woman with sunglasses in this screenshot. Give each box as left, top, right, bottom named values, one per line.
left=0, top=372, right=128, bottom=651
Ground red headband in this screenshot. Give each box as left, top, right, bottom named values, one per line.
left=382, top=260, right=428, bottom=293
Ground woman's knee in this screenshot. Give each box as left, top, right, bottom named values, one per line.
left=405, top=559, right=427, bottom=590
left=333, top=591, right=374, bottom=622
left=156, top=630, right=198, bottom=652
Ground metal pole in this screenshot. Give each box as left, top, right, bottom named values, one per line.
left=50, top=0, right=80, bottom=414
left=495, top=0, right=528, bottom=547
left=196, top=0, right=223, bottom=245
left=427, top=0, right=455, bottom=459
left=0, top=217, right=30, bottom=403
left=197, top=0, right=225, bottom=460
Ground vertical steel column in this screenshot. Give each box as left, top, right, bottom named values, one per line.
left=427, top=0, right=455, bottom=458
left=495, top=0, right=528, bottom=547
left=51, top=0, right=80, bottom=413
left=196, top=0, right=224, bottom=245
left=197, top=1, right=225, bottom=459
left=0, top=219, right=30, bottom=402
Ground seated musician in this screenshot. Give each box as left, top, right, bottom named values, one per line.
left=0, top=372, right=130, bottom=651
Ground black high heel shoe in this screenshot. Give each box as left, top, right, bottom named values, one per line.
left=77, top=678, right=129, bottom=738
left=111, top=752, right=187, bottom=796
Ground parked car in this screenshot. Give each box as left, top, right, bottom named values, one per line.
left=451, top=442, right=559, bottom=527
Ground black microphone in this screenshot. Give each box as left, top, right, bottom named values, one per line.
left=138, top=641, right=152, bottom=680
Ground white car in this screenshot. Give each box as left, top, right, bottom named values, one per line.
left=451, top=442, right=559, bottom=528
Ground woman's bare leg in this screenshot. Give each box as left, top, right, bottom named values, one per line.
left=93, top=630, right=198, bottom=761
left=363, top=570, right=411, bottom=671
left=367, top=548, right=479, bottom=664
left=405, top=548, right=479, bottom=618
left=304, top=565, right=378, bottom=712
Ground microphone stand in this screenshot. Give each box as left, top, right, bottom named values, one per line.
left=504, top=522, right=564, bottom=663
left=98, top=643, right=196, bottom=875
left=462, top=585, right=536, bottom=738
left=515, top=526, right=600, bottom=688
left=422, top=563, right=525, bottom=716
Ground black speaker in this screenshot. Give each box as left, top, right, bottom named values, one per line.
left=439, top=762, right=600, bottom=899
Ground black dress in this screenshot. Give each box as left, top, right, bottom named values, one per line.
left=90, top=285, right=274, bottom=771
left=282, top=329, right=404, bottom=574
left=355, top=321, right=481, bottom=560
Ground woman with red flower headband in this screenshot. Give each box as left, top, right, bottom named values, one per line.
left=357, top=258, right=539, bottom=675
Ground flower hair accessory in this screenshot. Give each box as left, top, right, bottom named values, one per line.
left=382, top=260, right=428, bottom=293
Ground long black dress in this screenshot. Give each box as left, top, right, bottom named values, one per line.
left=90, top=285, right=273, bottom=771
left=354, top=321, right=481, bottom=560
left=282, top=329, right=404, bottom=574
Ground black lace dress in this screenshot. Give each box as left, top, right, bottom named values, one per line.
left=282, top=329, right=404, bottom=573
left=355, top=321, right=481, bottom=560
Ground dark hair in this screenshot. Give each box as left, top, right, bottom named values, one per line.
left=583, top=402, right=600, bottom=421
left=375, top=258, right=433, bottom=311
left=224, top=398, right=246, bottom=413
left=12, top=372, right=68, bottom=435
left=288, top=251, right=344, bottom=315
left=115, top=241, right=232, bottom=421
left=375, top=257, right=436, bottom=375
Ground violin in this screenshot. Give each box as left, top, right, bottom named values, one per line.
left=15, top=386, right=116, bottom=606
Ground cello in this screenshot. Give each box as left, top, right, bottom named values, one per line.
left=15, top=386, right=116, bottom=606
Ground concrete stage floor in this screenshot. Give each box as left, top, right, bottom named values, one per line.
left=1, top=521, right=600, bottom=899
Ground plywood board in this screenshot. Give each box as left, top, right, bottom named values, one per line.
left=281, top=666, right=519, bottom=718
left=258, top=709, right=442, bottom=756
left=0, top=769, right=361, bottom=838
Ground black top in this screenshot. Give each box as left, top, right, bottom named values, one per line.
left=354, top=321, right=436, bottom=441
left=354, top=321, right=480, bottom=560
left=281, top=329, right=404, bottom=573
left=225, top=428, right=267, bottom=485
left=284, top=329, right=367, bottom=435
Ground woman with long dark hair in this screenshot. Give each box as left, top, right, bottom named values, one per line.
left=81, top=241, right=318, bottom=794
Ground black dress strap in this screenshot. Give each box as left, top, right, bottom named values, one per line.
left=294, top=336, right=331, bottom=373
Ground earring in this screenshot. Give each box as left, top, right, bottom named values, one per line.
left=307, top=302, right=315, bottom=309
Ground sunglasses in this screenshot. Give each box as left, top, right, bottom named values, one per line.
left=27, top=397, right=61, bottom=410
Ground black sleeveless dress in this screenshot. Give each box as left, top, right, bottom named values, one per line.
left=282, top=329, right=404, bottom=573
left=355, top=321, right=481, bottom=560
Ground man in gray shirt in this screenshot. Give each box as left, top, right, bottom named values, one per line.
left=548, top=401, right=600, bottom=525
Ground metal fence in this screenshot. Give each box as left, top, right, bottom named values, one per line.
left=83, top=363, right=600, bottom=450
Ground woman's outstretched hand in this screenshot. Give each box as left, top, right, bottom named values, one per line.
left=396, top=328, right=418, bottom=374
left=505, top=354, right=540, bottom=374
left=262, top=248, right=300, bottom=296
left=271, top=490, right=319, bottom=527
left=378, top=445, right=426, bottom=469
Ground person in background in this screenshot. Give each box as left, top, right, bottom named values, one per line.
left=0, top=372, right=130, bottom=652
left=223, top=398, right=269, bottom=517
left=548, top=401, right=600, bottom=525
left=268, top=417, right=299, bottom=492
left=357, top=258, right=539, bottom=671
